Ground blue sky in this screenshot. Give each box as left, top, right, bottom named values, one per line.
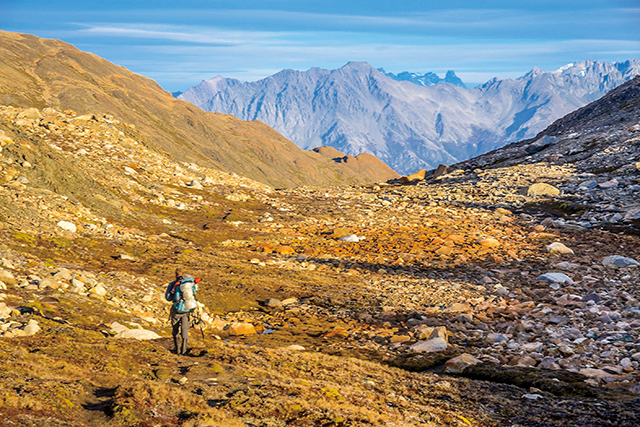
left=2, top=0, right=640, bottom=91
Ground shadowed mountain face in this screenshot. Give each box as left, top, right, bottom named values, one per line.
left=459, top=75, right=640, bottom=174
left=180, top=60, right=640, bottom=174
left=0, top=31, right=397, bottom=187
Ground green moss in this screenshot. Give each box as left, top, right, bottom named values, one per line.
left=111, top=404, right=142, bottom=427
left=11, top=231, right=36, bottom=244
left=50, top=236, right=73, bottom=249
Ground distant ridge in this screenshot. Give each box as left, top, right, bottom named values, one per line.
left=0, top=31, right=398, bottom=187
left=378, top=68, right=466, bottom=87
left=180, top=60, right=640, bottom=174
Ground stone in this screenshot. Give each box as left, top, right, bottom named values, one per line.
left=546, top=242, right=574, bottom=255
left=487, top=333, right=508, bottom=344
left=402, top=169, right=427, bottom=183
left=389, top=335, right=411, bottom=344
left=410, top=337, right=448, bottom=353
left=39, top=278, right=63, bottom=290
left=187, top=179, right=203, bottom=189
left=436, top=246, right=453, bottom=256
left=227, top=322, right=257, bottom=336
left=536, top=273, right=574, bottom=284
left=599, top=179, right=618, bottom=189
left=88, top=284, right=108, bottom=296
left=264, top=298, right=283, bottom=308
left=53, top=269, right=73, bottom=281
left=602, top=255, right=639, bottom=268
left=522, top=394, right=544, bottom=400
left=432, top=164, right=449, bottom=180
left=284, top=345, right=306, bottom=351
left=0, top=270, right=17, bottom=286
left=57, top=221, right=77, bottom=233
left=0, top=303, right=12, bottom=319
left=443, top=353, right=481, bottom=374
left=114, top=328, right=162, bottom=340
left=69, top=279, right=86, bottom=293
left=339, top=234, right=361, bottom=242
left=527, top=183, right=560, bottom=197
left=479, top=238, right=500, bottom=248
left=579, top=368, right=612, bottom=379
left=110, top=322, right=129, bottom=333
left=22, top=322, right=41, bottom=336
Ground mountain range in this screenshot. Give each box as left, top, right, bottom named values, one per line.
left=180, top=60, right=640, bottom=174
left=378, top=68, right=466, bottom=87
left=0, top=31, right=397, bottom=188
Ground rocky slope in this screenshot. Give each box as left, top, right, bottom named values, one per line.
left=0, top=31, right=397, bottom=188
left=0, top=84, right=639, bottom=425
left=180, top=60, right=640, bottom=174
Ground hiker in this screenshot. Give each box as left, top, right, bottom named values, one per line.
left=165, top=268, right=200, bottom=355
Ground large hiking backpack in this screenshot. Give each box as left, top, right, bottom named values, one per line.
left=168, top=277, right=199, bottom=313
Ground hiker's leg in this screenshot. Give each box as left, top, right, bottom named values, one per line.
left=171, top=312, right=182, bottom=354
left=180, top=313, right=189, bottom=354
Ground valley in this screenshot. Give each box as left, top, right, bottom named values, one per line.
left=0, top=85, right=639, bottom=425
left=0, top=30, right=638, bottom=427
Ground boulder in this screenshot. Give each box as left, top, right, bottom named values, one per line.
left=444, top=353, right=482, bottom=374
left=264, top=298, right=283, bottom=308
left=284, top=345, right=306, bottom=351
left=57, top=221, right=77, bottom=233
left=602, top=255, right=639, bottom=268
left=227, top=322, right=257, bottom=336
left=115, top=329, right=162, bottom=340
left=88, top=284, right=108, bottom=296
left=0, top=270, right=17, bottom=286
left=410, top=337, right=448, bottom=353
left=527, top=183, right=560, bottom=197
left=22, top=321, right=41, bottom=336
left=401, top=169, right=427, bottom=183
left=432, top=164, right=449, bottom=180
left=546, top=242, right=574, bottom=255
left=479, top=238, right=500, bottom=248
left=39, top=278, right=63, bottom=290
left=536, top=273, right=574, bottom=284
left=339, top=234, right=361, bottom=243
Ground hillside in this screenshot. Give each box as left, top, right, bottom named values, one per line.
left=0, top=31, right=398, bottom=188
left=180, top=60, right=640, bottom=174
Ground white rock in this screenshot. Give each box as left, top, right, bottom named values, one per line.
left=339, top=234, right=361, bottom=242
left=114, top=328, right=162, bottom=340
left=410, top=337, right=448, bottom=353
left=57, top=221, right=77, bottom=233
left=536, top=273, right=574, bottom=283
left=22, top=322, right=41, bottom=336
left=284, top=345, right=306, bottom=351
left=89, top=284, right=107, bottom=296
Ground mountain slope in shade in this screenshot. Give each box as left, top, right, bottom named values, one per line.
left=180, top=60, right=640, bottom=174
left=0, top=31, right=398, bottom=187
left=459, top=75, right=640, bottom=175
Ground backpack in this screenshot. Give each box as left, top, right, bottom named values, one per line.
left=166, top=277, right=199, bottom=313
